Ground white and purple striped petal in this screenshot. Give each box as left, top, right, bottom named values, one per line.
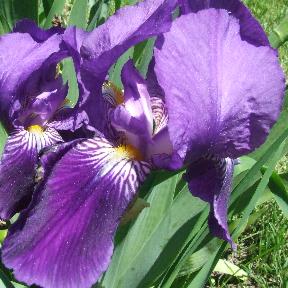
left=0, top=128, right=62, bottom=220
left=2, top=136, right=150, bottom=288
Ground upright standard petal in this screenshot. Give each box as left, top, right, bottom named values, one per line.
left=81, top=0, right=177, bottom=76
left=0, top=128, right=62, bottom=220
left=185, top=156, right=235, bottom=247
left=2, top=136, right=150, bottom=288
left=154, top=9, right=285, bottom=161
left=110, top=60, right=154, bottom=152
left=179, top=0, right=269, bottom=47
left=0, top=32, right=63, bottom=115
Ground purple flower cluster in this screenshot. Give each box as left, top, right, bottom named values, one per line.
left=0, top=0, right=285, bottom=287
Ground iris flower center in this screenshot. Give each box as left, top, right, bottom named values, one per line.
left=103, top=81, right=124, bottom=105
left=27, top=125, right=44, bottom=134
left=115, top=144, right=143, bottom=161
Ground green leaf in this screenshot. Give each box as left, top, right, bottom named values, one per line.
left=271, top=171, right=288, bottom=217
left=173, top=129, right=288, bottom=288
left=87, top=0, right=109, bottom=31
left=213, top=259, right=248, bottom=280
left=269, top=11, right=288, bottom=48
left=0, top=121, right=8, bottom=157
left=229, top=127, right=288, bottom=217
left=177, top=240, right=220, bottom=277
left=109, top=48, right=134, bottom=89
left=62, top=58, right=79, bottom=107
left=0, top=267, right=14, bottom=288
left=133, top=38, right=155, bottom=77
left=11, top=282, right=27, bottom=288
left=0, top=0, right=38, bottom=29
left=186, top=242, right=227, bottom=288
left=68, top=0, right=88, bottom=29
left=102, top=171, right=207, bottom=288
left=42, top=0, right=54, bottom=18
left=43, top=0, right=66, bottom=29
left=0, top=10, right=11, bottom=35
left=233, top=140, right=285, bottom=239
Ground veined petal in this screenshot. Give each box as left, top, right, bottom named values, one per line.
left=0, top=128, right=62, bottom=220
left=179, top=0, right=269, bottom=47
left=185, top=156, right=235, bottom=247
left=2, top=136, right=150, bottom=288
left=154, top=9, right=285, bottom=161
left=147, top=59, right=168, bottom=135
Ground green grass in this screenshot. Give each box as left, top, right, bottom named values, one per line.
left=209, top=201, right=288, bottom=287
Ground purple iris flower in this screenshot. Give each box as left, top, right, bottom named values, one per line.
left=0, top=20, right=84, bottom=221
left=1, top=0, right=177, bottom=287
left=152, top=0, right=285, bottom=246
left=0, top=0, right=285, bottom=287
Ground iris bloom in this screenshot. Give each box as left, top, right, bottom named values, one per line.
left=1, top=0, right=285, bottom=287
left=153, top=0, right=285, bottom=246
left=0, top=20, right=79, bottom=221
left=1, top=0, right=177, bottom=287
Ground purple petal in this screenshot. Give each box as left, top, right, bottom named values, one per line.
left=81, top=0, right=177, bottom=75
left=2, top=136, right=150, bottom=288
left=185, top=156, right=235, bottom=248
left=154, top=9, right=285, bottom=161
left=0, top=128, right=62, bottom=220
left=179, top=0, right=269, bottom=47
left=49, top=108, right=91, bottom=132
left=110, top=60, right=154, bottom=153
left=17, top=85, right=68, bottom=127
left=63, top=27, right=88, bottom=73
left=147, top=58, right=168, bottom=134
left=13, top=19, right=64, bottom=42
left=0, top=32, right=63, bottom=120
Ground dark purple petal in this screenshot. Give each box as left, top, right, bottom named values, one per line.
left=0, top=32, right=63, bottom=121
left=0, top=128, right=62, bottom=220
left=79, top=0, right=177, bottom=133
left=2, top=136, right=150, bottom=288
left=185, top=156, right=235, bottom=248
left=154, top=9, right=285, bottom=161
left=179, top=0, right=269, bottom=47
left=13, top=19, right=64, bottom=42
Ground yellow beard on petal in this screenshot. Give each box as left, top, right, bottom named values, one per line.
left=27, top=125, right=44, bottom=134
left=115, top=144, right=143, bottom=161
